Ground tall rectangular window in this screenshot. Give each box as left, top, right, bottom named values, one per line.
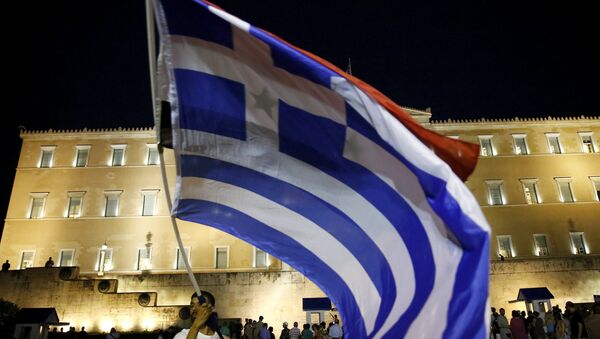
left=533, top=235, right=549, bottom=256
left=579, top=132, right=596, bottom=153
left=546, top=133, right=562, bottom=154
left=520, top=180, right=540, bottom=204
left=215, top=247, right=229, bottom=269
left=513, top=134, right=528, bottom=155
left=176, top=247, right=190, bottom=269
left=479, top=136, right=494, bottom=157
left=147, top=145, right=159, bottom=165
left=555, top=178, right=574, bottom=203
left=141, top=190, right=159, bottom=216
left=29, top=193, right=48, bottom=219
left=497, top=236, right=513, bottom=258
left=74, top=146, right=90, bottom=167
left=137, top=248, right=152, bottom=270
left=111, top=145, right=126, bottom=166
left=19, top=250, right=35, bottom=269
left=570, top=232, right=587, bottom=255
left=591, top=177, right=600, bottom=201
left=59, top=249, right=74, bottom=266
left=254, top=247, right=268, bottom=268
left=104, top=191, right=122, bottom=217
left=96, top=248, right=113, bottom=271
left=486, top=181, right=504, bottom=205
left=39, top=146, right=56, bottom=168
left=67, top=192, right=85, bottom=218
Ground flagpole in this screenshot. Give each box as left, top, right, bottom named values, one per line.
left=146, top=0, right=202, bottom=297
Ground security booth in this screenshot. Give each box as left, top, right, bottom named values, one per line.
left=509, top=287, right=554, bottom=316
left=13, top=308, right=69, bottom=339
left=303, top=297, right=333, bottom=325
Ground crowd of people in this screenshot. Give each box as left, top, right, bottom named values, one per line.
left=234, top=317, right=343, bottom=339
left=490, top=302, right=600, bottom=339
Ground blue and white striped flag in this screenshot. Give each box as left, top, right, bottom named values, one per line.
left=154, top=1, right=490, bottom=338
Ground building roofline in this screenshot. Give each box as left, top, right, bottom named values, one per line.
left=431, top=115, right=599, bottom=125
left=20, top=127, right=156, bottom=140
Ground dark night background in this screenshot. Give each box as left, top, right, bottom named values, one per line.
left=0, top=1, right=596, bottom=238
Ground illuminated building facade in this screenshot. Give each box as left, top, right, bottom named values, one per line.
left=1, top=112, right=599, bottom=332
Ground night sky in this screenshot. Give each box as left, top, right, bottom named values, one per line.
left=1, top=1, right=595, bottom=238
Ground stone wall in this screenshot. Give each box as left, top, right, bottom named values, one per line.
left=1, top=256, right=599, bottom=334
left=0, top=267, right=329, bottom=334
left=490, top=255, right=600, bottom=312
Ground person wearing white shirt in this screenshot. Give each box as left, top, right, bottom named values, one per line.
left=174, top=291, right=221, bottom=339
left=328, top=320, right=342, bottom=339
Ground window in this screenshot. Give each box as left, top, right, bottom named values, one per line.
left=497, top=236, right=513, bottom=258
left=569, top=232, right=587, bottom=255
left=74, top=145, right=90, bottom=167
left=111, top=145, right=126, bottom=166
left=147, top=145, right=159, bottom=165
left=137, top=248, right=152, bottom=270
left=520, top=179, right=540, bottom=204
left=67, top=192, right=85, bottom=218
left=19, top=250, right=35, bottom=269
left=486, top=180, right=504, bottom=205
left=555, top=178, right=574, bottom=203
left=104, top=191, right=122, bottom=217
left=28, top=193, right=48, bottom=219
left=546, top=133, right=562, bottom=154
left=533, top=235, right=549, bottom=256
left=39, top=146, right=56, bottom=168
left=215, top=246, right=229, bottom=269
left=254, top=247, right=268, bottom=268
left=175, top=247, right=190, bottom=270
left=512, top=134, right=528, bottom=155
left=141, top=190, right=159, bottom=216
left=58, top=249, right=75, bottom=266
left=591, top=177, right=600, bottom=201
left=96, top=247, right=113, bottom=271
left=478, top=136, right=494, bottom=157
left=579, top=132, right=596, bottom=153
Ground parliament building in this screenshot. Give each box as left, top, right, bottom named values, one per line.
left=1, top=109, right=599, bottom=333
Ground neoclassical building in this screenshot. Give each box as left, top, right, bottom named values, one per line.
left=1, top=111, right=599, bottom=333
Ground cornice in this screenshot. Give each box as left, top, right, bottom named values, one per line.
left=430, top=115, right=600, bottom=131
left=20, top=127, right=157, bottom=141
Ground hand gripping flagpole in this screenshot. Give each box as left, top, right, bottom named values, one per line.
left=146, top=0, right=202, bottom=297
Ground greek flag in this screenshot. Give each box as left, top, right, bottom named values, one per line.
left=154, top=1, right=490, bottom=338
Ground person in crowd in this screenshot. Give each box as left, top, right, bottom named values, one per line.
left=328, top=320, right=342, bottom=339
left=174, top=291, right=222, bottom=339
left=268, top=326, right=275, bottom=339
left=533, top=311, right=547, bottom=339
left=510, top=310, right=528, bottom=339
left=45, top=257, right=55, bottom=268
left=301, top=324, right=313, bottom=339
left=243, top=319, right=252, bottom=339
left=311, top=324, right=322, bottom=339
left=1, top=259, right=9, bottom=271
left=491, top=307, right=500, bottom=338
left=253, top=316, right=264, bottom=339
left=545, top=310, right=556, bottom=339
left=106, top=327, right=120, bottom=339
left=289, top=322, right=301, bottom=339
left=566, top=301, right=589, bottom=339
left=584, top=304, right=600, bottom=339
left=555, top=318, right=568, bottom=339
left=497, top=308, right=510, bottom=339
left=259, top=323, right=269, bottom=339
left=279, top=322, right=290, bottom=339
